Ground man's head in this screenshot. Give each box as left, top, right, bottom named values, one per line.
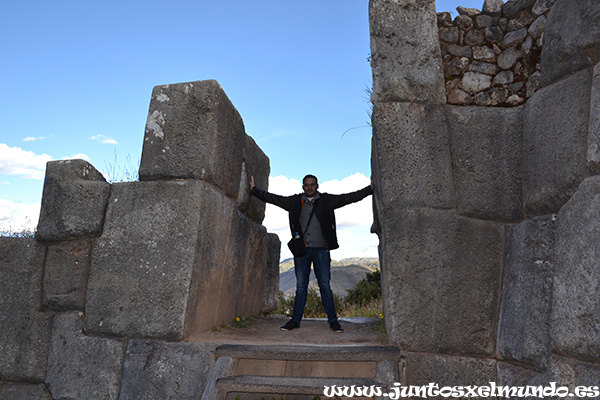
left=302, top=174, right=319, bottom=197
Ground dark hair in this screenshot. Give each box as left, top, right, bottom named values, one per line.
left=302, top=174, right=318, bottom=185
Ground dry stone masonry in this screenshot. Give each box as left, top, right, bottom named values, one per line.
left=371, top=0, right=600, bottom=391
left=0, top=80, right=280, bottom=399
left=2, top=0, right=600, bottom=398
left=439, top=0, right=555, bottom=106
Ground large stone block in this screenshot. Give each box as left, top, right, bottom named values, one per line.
left=498, top=355, right=600, bottom=395
left=139, top=80, right=269, bottom=207
left=402, top=353, right=497, bottom=390
left=371, top=102, right=454, bottom=214
left=540, top=0, right=600, bottom=86
left=119, top=340, right=215, bottom=400
left=45, top=313, right=125, bottom=400
left=185, top=206, right=269, bottom=335
left=0, top=238, right=53, bottom=382
left=42, top=238, right=92, bottom=311
left=379, top=209, right=505, bottom=356
left=85, top=180, right=269, bottom=340
left=551, top=175, right=600, bottom=362
left=237, top=135, right=270, bottom=224
left=0, top=383, right=51, bottom=400
left=497, top=216, right=555, bottom=371
left=445, top=105, right=523, bottom=222
left=589, top=62, right=600, bottom=174
left=263, top=233, right=281, bottom=313
left=523, top=67, right=593, bottom=215
left=37, top=159, right=110, bottom=241
left=369, top=0, right=446, bottom=103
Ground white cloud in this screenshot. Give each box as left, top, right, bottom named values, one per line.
left=24, top=136, right=46, bottom=142
left=0, top=143, right=52, bottom=180
left=262, top=173, right=378, bottom=260
left=0, top=199, right=40, bottom=233
left=64, top=153, right=91, bottom=161
left=90, top=135, right=118, bottom=145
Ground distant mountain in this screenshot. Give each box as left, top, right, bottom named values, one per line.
left=279, top=257, right=379, bottom=274
left=279, top=257, right=379, bottom=298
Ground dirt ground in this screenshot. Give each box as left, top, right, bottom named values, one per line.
left=186, top=314, right=387, bottom=346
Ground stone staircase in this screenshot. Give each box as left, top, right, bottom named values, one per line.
left=200, top=344, right=402, bottom=400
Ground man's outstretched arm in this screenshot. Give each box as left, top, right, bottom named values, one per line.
left=249, top=175, right=295, bottom=211
left=328, top=183, right=374, bottom=210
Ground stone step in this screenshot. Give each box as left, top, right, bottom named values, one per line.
left=201, top=344, right=402, bottom=400
left=216, top=374, right=379, bottom=397
left=215, top=344, right=402, bottom=362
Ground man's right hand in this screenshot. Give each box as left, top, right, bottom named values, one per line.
left=250, top=176, right=255, bottom=191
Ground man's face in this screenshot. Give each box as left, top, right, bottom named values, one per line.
left=303, top=177, right=318, bottom=197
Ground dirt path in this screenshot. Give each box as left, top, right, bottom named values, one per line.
left=185, top=314, right=387, bottom=346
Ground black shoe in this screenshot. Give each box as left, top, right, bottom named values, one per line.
left=330, top=321, right=343, bottom=333
left=280, top=320, right=300, bottom=331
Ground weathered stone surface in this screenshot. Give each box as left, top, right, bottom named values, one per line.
left=498, top=216, right=555, bottom=371
left=502, top=28, right=527, bottom=49
left=369, top=0, right=445, bottom=103
left=502, top=0, right=536, bottom=18
left=263, top=233, right=281, bottom=313
left=526, top=70, right=542, bottom=97
left=403, top=353, right=497, bottom=388
left=494, top=70, right=515, bottom=85
left=85, top=180, right=267, bottom=339
left=0, top=383, right=51, bottom=400
left=588, top=62, right=600, bottom=174
left=551, top=176, right=600, bottom=362
left=139, top=80, right=254, bottom=202
left=469, top=61, right=498, bottom=75
left=462, top=71, right=492, bottom=92
left=473, top=45, right=496, bottom=62
left=37, top=159, right=110, bottom=241
left=485, top=25, right=504, bottom=43
left=236, top=135, right=269, bottom=224
left=446, top=56, right=470, bottom=76
left=465, top=29, right=485, bottom=46
left=0, top=238, right=52, bottom=382
left=42, top=238, right=92, bottom=311
left=455, top=15, right=473, bottom=31
left=528, top=15, right=546, bottom=39
left=379, top=208, right=505, bottom=355
left=540, top=0, right=600, bottom=86
left=45, top=312, right=125, bottom=400
left=475, top=15, right=496, bottom=30
left=119, top=340, right=215, bottom=400
left=483, top=0, right=504, bottom=17
left=371, top=102, right=454, bottom=212
left=498, top=355, right=600, bottom=394
left=523, top=67, right=593, bottom=215
left=474, top=87, right=509, bottom=106
left=498, top=47, right=522, bottom=69
left=440, top=26, right=459, bottom=44
left=445, top=105, right=523, bottom=221
left=448, top=44, right=472, bottom=58
left=532, top=0, right=555, bottom=16
left=507, top=14, right=535, bottom=32
left=457, top=6, right=480, bottom=17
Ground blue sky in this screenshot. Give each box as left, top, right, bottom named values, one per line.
left=1, top=0, right=489, bottom=258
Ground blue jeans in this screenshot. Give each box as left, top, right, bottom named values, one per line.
left=292, top=247, right=338, bottom=324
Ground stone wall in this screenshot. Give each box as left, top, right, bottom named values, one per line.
left=371, top=0, right=600, bottom=389
left=439, top=0, right=555, bottom=106
left=0, top=80, right=280, bottom=399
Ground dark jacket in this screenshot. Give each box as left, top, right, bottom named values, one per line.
left=251, top=185, right=373, bottom=250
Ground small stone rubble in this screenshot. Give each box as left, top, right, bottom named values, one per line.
left=438, top=0, right=556, bottom=106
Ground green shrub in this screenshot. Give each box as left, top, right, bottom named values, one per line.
left=278, top=269, right=383, bottom=318
left=344, top=269, right=381, bottom=306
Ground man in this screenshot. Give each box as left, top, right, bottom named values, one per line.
left=250, top=174, right=373, bottom=332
